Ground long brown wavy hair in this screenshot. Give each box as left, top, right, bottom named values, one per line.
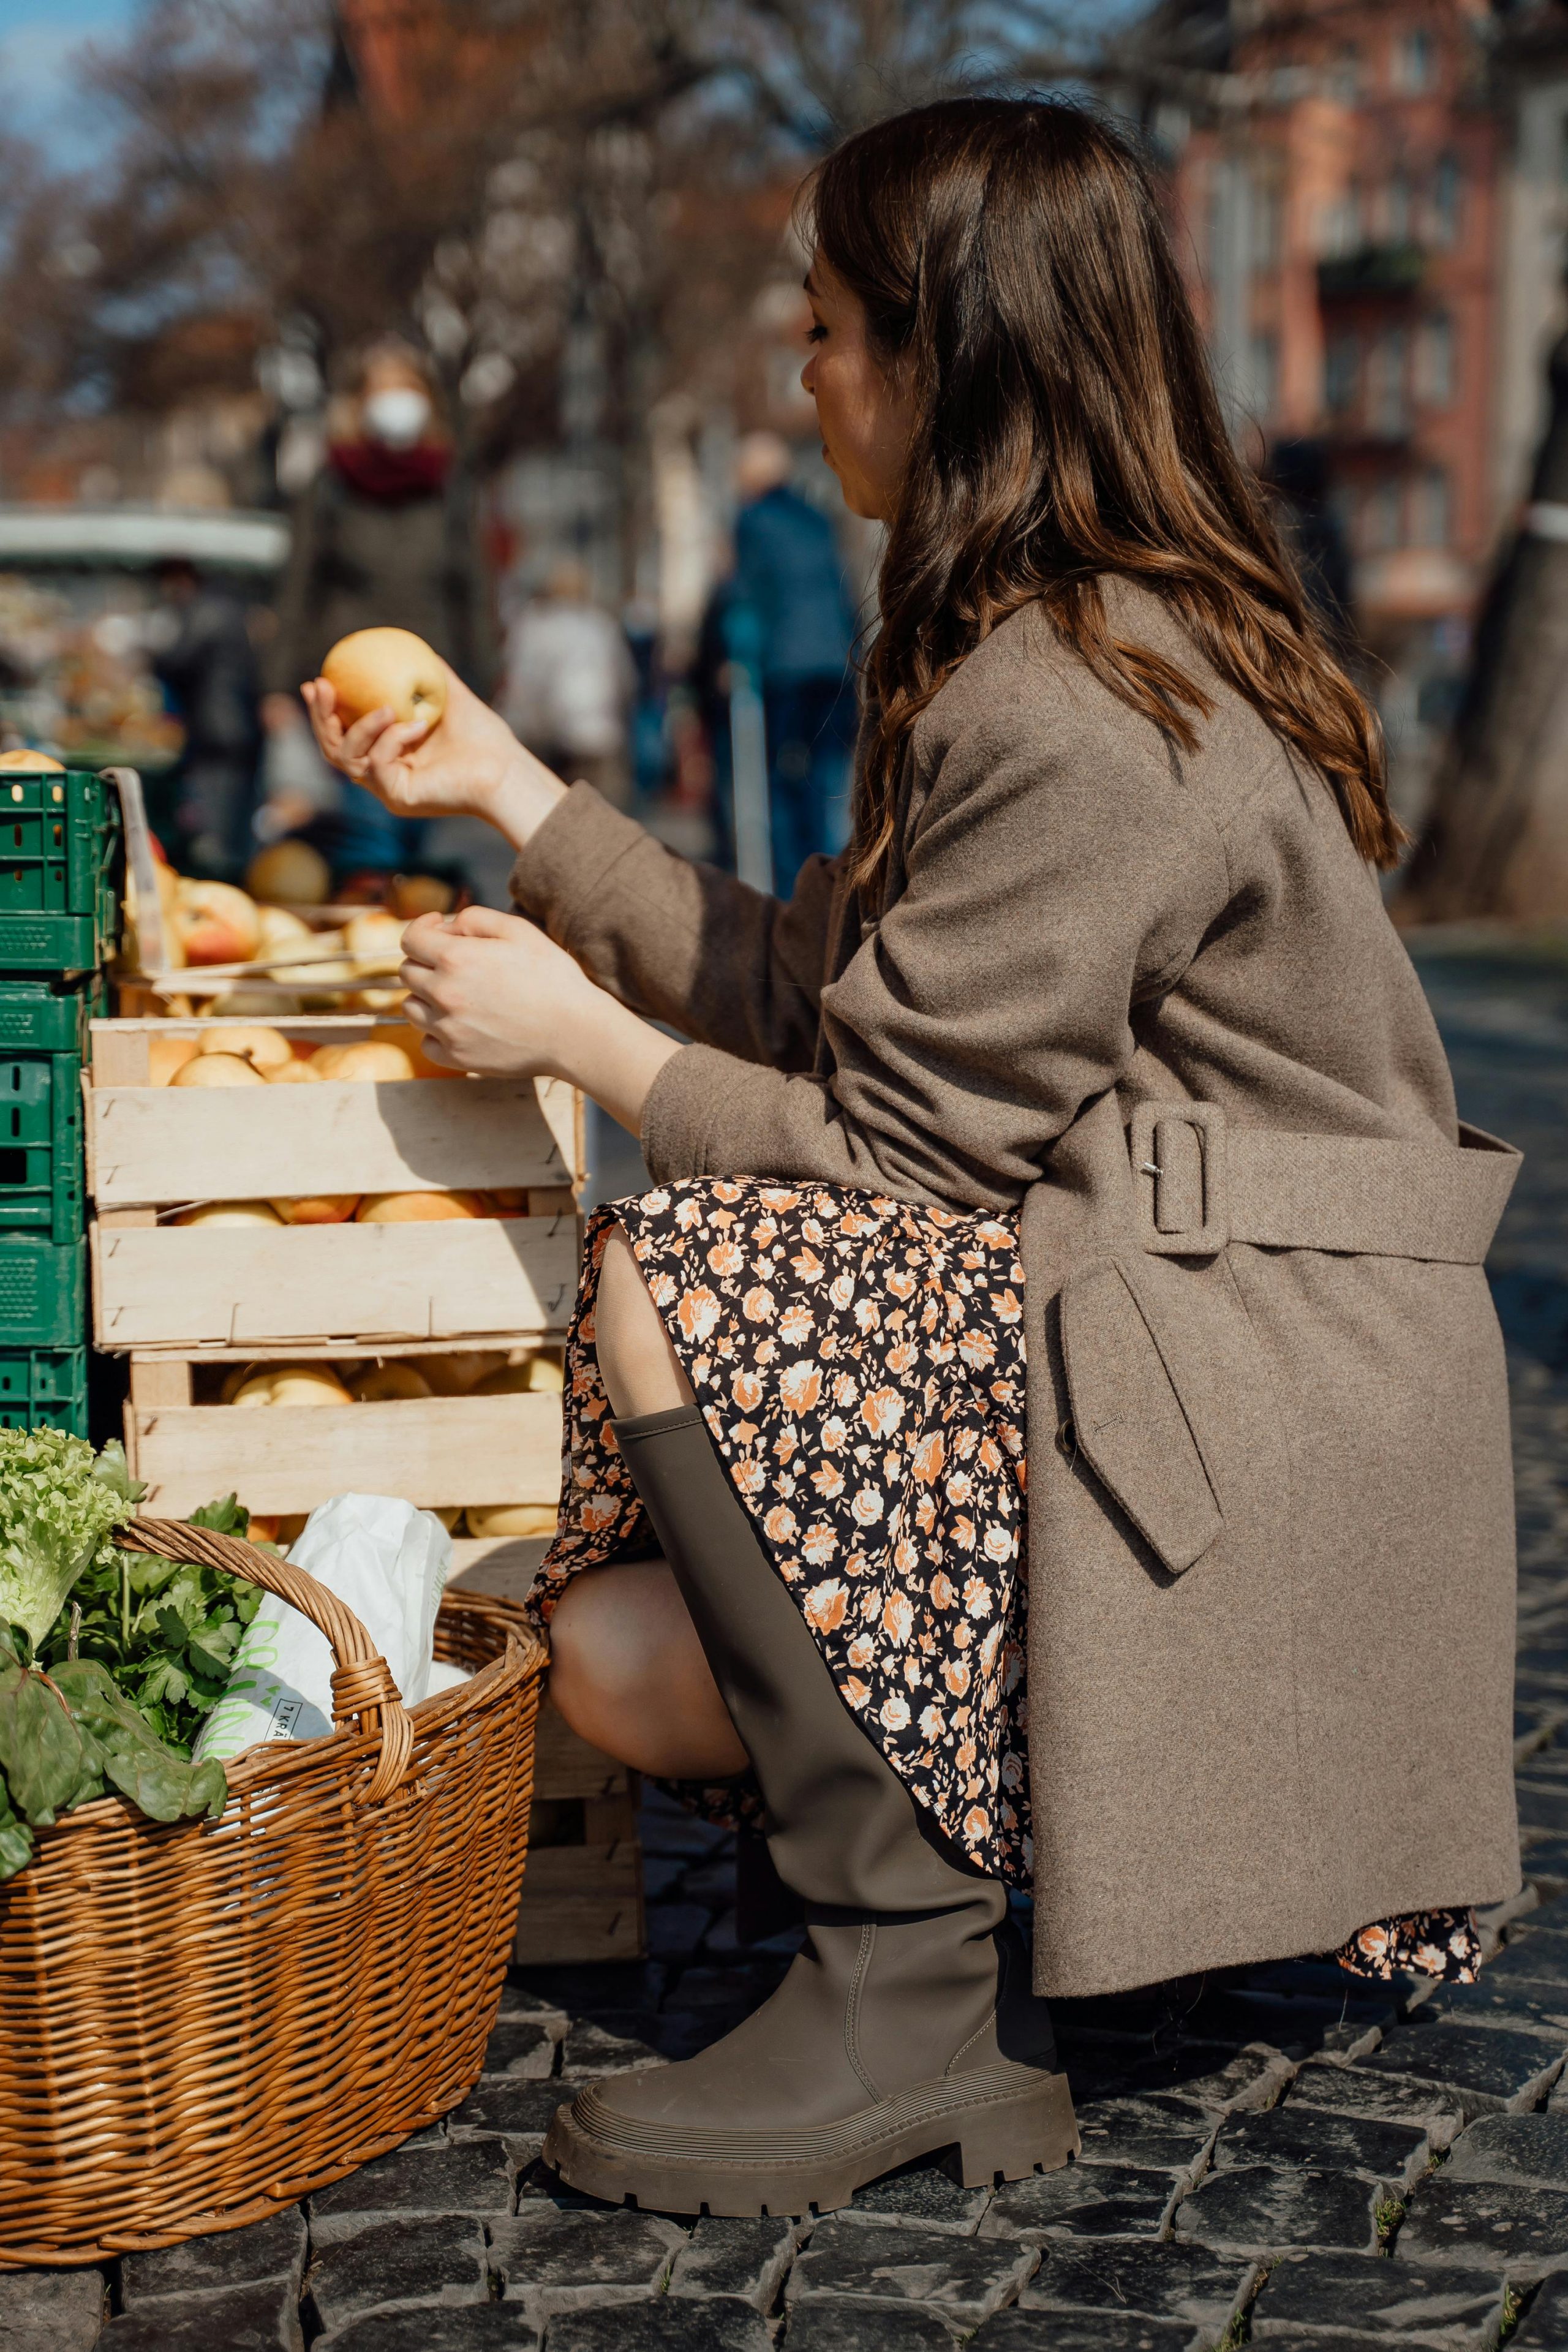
left=800, top=99, right=1401, bottom=890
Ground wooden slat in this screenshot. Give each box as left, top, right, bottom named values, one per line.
left=87, top=1076, right=571, bottom=1205
left=129, top=1357, right=192, bottom=1408
left=124, top=1390, right=564, bottom=1517
left=91, top=1215, right=579, bottom=1349
left=513, top=1844, right=644, bottom=1964
left=448, top=1533, right=553, bottom=1608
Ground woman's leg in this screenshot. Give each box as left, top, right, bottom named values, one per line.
left=543, top=1222, right=1076, bottom=2215
left=548, top=1559, right=747, bottom=1778
left=547, top=1223, right=747, bottom=1779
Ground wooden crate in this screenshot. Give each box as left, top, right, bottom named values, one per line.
left=452, top=1537, right=646, bottom=1966
left=123, top=1353, right=564, bottom=1517
left=86, top=1017, right=582, bottom=1353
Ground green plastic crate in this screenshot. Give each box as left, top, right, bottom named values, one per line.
left=0, top=1052, right=83, bottom=1243
left=0, top=769, right=121, bottom=975
left=0, top=979, right=98, bottom=1055
left=0, top=1348, right=88, bottom=1434
left=0, top=1235, right=86, bottom=1348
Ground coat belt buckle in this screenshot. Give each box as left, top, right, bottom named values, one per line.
left=1130, top=1101, right=1230, bottom=1257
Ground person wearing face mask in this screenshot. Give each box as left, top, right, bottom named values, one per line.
left=262, top=339, right=495, bottom=879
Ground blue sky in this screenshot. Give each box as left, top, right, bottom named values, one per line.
left=3, top=0, right=138, bottom=148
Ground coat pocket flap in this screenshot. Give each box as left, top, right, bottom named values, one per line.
left=1060, top=1261, right=1223, bottom=1576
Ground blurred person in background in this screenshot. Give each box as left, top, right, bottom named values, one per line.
left=499, top=559, right=636, bottom=812
left=729, top=430, right=858, bottom=894
left=262, top=337, right=494, bottom=881
left=147, top=557, right=263, bottom=880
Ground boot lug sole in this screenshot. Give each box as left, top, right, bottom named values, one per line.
left=542, top=2067, right=1079, bottom=2220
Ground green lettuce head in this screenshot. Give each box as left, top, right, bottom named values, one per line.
left=0, top=1430, right=137, bottom=1648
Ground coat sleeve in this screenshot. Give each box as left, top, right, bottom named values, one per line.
left=639, top=693, right=1235, bottom=1208
left=511, top=783, right=844, bottom=1072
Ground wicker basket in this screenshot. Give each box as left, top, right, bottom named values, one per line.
left=0, top=1516, right=547, bottom=2266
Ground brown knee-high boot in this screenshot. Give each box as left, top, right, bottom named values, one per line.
left=543, top=1404, right=1078, bottom=2218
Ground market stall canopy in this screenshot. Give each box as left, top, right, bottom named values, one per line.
left=0, top=505, right=288, bottom=573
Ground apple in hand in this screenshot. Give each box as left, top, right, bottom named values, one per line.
left=321, top=629, right=448, bottom=731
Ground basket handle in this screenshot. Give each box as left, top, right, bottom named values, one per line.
left=116, top=1517, right=415, bottom=1803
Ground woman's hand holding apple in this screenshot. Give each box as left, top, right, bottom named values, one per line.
left=301, top=658, right=568, bottom=854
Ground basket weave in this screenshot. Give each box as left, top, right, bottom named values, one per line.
left=0, top=1517, right=546, bottom=2266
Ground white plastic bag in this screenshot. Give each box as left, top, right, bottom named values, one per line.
left=195, top=1494, right=451, bottom=1763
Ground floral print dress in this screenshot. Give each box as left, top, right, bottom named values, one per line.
left=527, top=1176, right=1481, bottom=1988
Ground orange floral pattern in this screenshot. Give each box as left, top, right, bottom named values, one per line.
left=529, top=1177, right=1480, bottom=1984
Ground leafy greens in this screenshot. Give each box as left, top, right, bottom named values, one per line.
left=0, top=1433, right=264, bottom=1884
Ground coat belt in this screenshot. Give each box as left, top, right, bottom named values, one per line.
left=1128, top=1102, right=1520, bottom=1265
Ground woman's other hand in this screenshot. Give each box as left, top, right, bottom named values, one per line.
left=301, top=663, right=567, bottom=852
left=400, top=905, right=592, bottom=1077
left=398, top=905, right=679, bottom=1135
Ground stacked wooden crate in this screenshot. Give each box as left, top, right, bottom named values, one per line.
left=85, top=1012, right=644, bottom=1963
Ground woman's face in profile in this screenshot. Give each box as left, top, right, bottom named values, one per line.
left=802, top=256, right=913, bottom=524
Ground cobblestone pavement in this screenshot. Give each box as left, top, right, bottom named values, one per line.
left=9, top=935, right=1568, bottom=2351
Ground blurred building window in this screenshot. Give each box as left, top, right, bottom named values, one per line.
left=1431, top=154, right=1463, bottom=248
left=1250, top=331, right=1280, bottom=420
left=1328, top=45, right=1360, bottom=102
left=1362, top=478, right=1404, bottom=553
left=1325, top=331, right=1360, bottom=415
left=1393, top=29, right=1436, bottom=96
left=1411, top=466, right=1452, bottom=549
left=1367, top=325, right=1411, bottom=435
left=1386, top=169, right=1413, bottom=243
left=1252, top=173, right=1284, bottom=271
left=1415, top=312, right=1455, bottom=408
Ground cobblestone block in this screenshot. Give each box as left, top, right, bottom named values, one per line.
left=1517, top=1786, right=1568, bottom=1835
left=786, top=2216, right=1038, bottom=2329
left=1356, top=2022, right=1565, bottom=2113
left=972, top=2316, right=1194, bottom=2350
left=1211, top=2102, right=1429, bottom=2187
left=1287, top=2063, right=1466, bottom=2143
left=487, top=2208, right=686, bottom=2321
left=1513, top=2268, right=1568, bottom=2345
left=0, top=2267, right=104, bottom=2351
left=1501, top=1931, right=1568, bottom=1985
left=482, top=2014, right=565, bottom=2078
left=1172, top=2164, right=1382, bottom=2255
left=121, top=2209, right=307, bottom=2302
left=448, top=2078, right=568, bottom=2154
left=315, top=2309, right=541, bottom=2349
left=1443, top=2113, right=1568, bottom=2187
left=781, top=2303, right=962, bottom=2349
left=1248, top=2249, right=1506, bottom=2344
left=311, top=2137, right=516, bottom=2237
left=979, top=2163, right=1180, bottom=2241
left=100, top=2277, right=301, bottom=2350
left=1427, top=1978, right=1568, bottom=2037
left=1073, top=2095, right=1218, bottom=2180
left=545, top=2300, right=771, bottom=2351
left=1395, top=2176, right=1568, bottom=2275
left=1016, top=2237, right=1257, bottom=2332
left=666, top=2214, right=800, bottom=2308
left=841, top=2155, right=992, bottom=2234
left=558, top=2020, right=667, bottom=2078
left=306, top=2215, right=489, bottom=2334
left=1063, top=2037, right=1291, bottom=2113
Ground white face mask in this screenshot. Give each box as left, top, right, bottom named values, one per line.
left=363, top=386, right=432, bottom=448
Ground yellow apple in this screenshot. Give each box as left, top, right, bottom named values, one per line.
left=321, top=628, right=447, bottom=731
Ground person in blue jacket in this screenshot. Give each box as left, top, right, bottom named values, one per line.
left=730, top=432, right=859, bottom=894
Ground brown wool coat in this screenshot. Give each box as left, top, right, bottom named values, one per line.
left=513, top=582, right=1521, bottom=1998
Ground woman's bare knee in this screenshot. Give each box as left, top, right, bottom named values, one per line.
left=594, top=1224, right=693, bottom=1418
left=548, top=1558, right=746, bottom=1779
